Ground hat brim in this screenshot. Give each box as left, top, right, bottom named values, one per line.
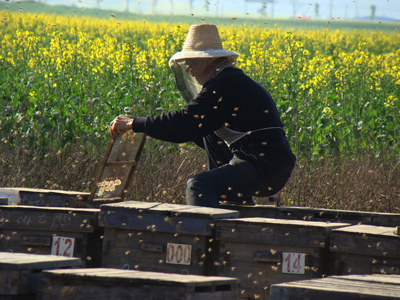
left=169, top=49, right=239, bottom=66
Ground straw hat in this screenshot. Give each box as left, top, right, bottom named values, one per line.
left=169, top=24, right=238, bottom=66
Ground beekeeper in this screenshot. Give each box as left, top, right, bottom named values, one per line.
left=110, top=24, right=296, bottom=208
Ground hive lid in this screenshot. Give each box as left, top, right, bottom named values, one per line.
left=0, top=252, right=83, bottom=270
left=99, top=201, right=239, bottom=235
left=42, top=268, right=240, bottom=286
left=270, top=274, right=400, bottom=299
left=0, top=187, right=89, bottom=207
left=216, top=217, right=351, bottom=247
left=0, top=205, right=100, bottom=232
left=330, top=224, right=400, bottom=257
left=220, top=205, right=400, bottom=227
left=100, top=201, right=239, bottom=220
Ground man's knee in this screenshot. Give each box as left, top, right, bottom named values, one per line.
left=185, top=174, right=219, bottom=207
left=185, top=173, right=211, bottom=192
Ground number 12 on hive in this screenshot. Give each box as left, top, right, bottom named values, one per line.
left=282, top=252, right=305, bottom=274
left=51, top=236, right=75, bottom=257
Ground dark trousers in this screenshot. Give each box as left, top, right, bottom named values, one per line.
left=185, top=133, right=288, bottom=208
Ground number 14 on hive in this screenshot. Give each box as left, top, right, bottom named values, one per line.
left=282, top=252, right=305, bottom=274
left=51, top=236, right=75, bottom=257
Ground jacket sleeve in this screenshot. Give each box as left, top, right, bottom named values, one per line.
left=131, top=82, right=232, bottom=144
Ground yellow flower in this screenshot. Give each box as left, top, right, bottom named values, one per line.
left=322, top=107, right=333, bottom=118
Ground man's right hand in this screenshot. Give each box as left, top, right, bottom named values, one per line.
left=109, top=115, right=134, bottom=137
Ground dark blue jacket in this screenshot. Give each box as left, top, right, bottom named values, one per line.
left=132, top=67, right=295, bottom=179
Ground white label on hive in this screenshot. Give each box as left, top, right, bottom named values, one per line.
left=282, top=252, right=305, bottom=274
left=51, top=236, right=75, bottom=257
left=166, top=243, right=192, bottom=265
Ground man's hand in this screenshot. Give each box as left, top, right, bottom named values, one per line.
left=110, top=115, right=134, bottom=137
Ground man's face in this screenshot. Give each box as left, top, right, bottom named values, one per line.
left=185, top=58, right=204, bottom=78
left=184, top=58, right=214, bottom=85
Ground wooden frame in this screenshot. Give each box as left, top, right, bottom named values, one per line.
left=88, top=132, right=146, bottom=205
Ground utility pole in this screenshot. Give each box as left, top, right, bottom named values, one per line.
left=151, top=0, right=158, bottom=14
left=329, top=0, right=333, bottom=19
left=270, top=0, right=274, bottom=18
left=355, top=0, right=359, bottom=18
left=125, top=0, right=129, bottom=12
left=370, top=4, right=376, bottom=21
left=314, top=3, right=320, bottom=18
left=290, top=0, right=299, bottom=19
left=189, top=0, right=193, bottom=12
left=204, top=0, right=209, bottom=12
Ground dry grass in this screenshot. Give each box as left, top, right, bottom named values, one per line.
left=281, top=156, right=400, bottom=213
left=128, top=139, right=206, bottom=204
left=1, top=139, right=399, bottom=213
left=0, top=140, right=99, bottom=192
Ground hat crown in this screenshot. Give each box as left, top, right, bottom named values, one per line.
left=182, top=24, right=223, bottom=52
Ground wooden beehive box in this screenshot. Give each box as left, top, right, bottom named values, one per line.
left=0, top=188, right=89, bottom=207
left=99, top=201, right=239, bottom=275
left=216, top=217, right=351, bottom=300
left=330, top=224, right=400, bottom=275
left=220, top=203, right=400, bottom=226
left=37, top=268, right=240, bottom=300
left=0, top=205, right=103, bottom=267
left=219, top=204, right=400, bottom=227
left=0, top=252, right=83, bottom=300
left=270, top=274, right=400, bottom=300
left=219, top=204, right=372, bottom=224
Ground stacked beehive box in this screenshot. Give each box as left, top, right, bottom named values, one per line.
left=219, top=203, right=400, bottom=226
left=270, top=274, right=400, bottom=299
left=216, top=217, right=351, bottom=299
left=38, top=268, right=240, bottom=300
left=0, top=188, right=89, bottom=207
left=99, top=201, right=239, bottom=275
left=0, top=205, right=103, bottom=267
left=330, top=224, right=400, bottom=275
left=0, top=252, right=82, bottom=299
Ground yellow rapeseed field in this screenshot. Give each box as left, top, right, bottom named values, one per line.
left=1, top=10, right=399, bottom=157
